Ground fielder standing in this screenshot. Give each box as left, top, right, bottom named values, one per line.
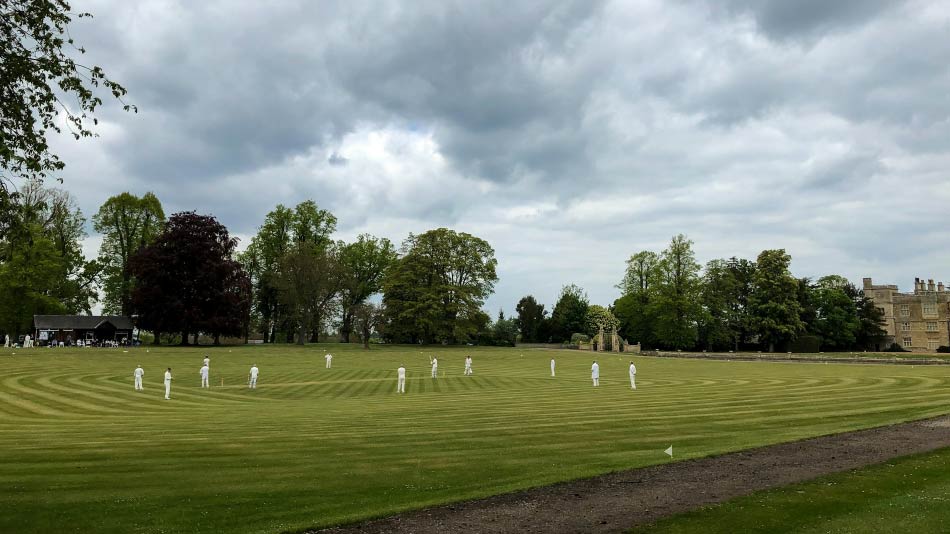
left=133, top=365, right=145, bottom=391
left=397, top=364, right=406, bottom=393
left=591, top=360, right=600, bottom=387
left=430, top=356, right=438, bottom=378
left=248, top=364, right=259, bottom=389
left=629, top=361, right=637, bottom=390
left=550, top=358, right=556, bottom=377
left=325, top=353, right=333, bottom=369
left=464, top=355, right=473, bottom=376
left=164, top=368, right=173, bottom=400
left=199, top=364, right=210, bottom=388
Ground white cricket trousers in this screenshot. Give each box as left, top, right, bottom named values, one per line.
left=201, top=377, right=209, bottom=388
left=397, top=376, right=406, bottom=393
left=464, top=366, right=472, bottom=376
left=249, top=377, right=257, bottom=389
left=592, top=377, right=599, bottom=387
left=134, top=377, right=143, bottom=391
left=551, top=366, right=555, bottom=377
left=164, top=382, right=171, bottom=399
left=326, top=360, right=331, bottom=369
left=431, top=368, right=437, bottom=378
left=630, top=375, right=636, bottom=389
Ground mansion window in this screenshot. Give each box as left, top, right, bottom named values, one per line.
left=900, top=304, right=910, bottom=317
left=923, top=302, right=937, bottom=316
left=901, top=322, right=911, bottom=332
left=928, top=340, right=940, bottom=351
left=926, top=321, right=939, bottom=332
left=903, top=337, right=913, bottom=348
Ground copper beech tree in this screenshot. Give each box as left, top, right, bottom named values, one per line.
left=129, top=212, right=251, bottom=345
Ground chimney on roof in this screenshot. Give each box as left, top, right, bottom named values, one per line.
left=915, top=277, right=921, bottom=293
left=928, top=279, right=936, bottom=292
left=863, top=277, right=873, bottom=289
left=939, top=282, right=946, bottom=293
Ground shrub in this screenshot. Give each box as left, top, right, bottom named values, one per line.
left=571, top=333, right=590, bottom=344
left=789, top=335, right=821, bottom=353
left=936, top=346, right=950, bottom=353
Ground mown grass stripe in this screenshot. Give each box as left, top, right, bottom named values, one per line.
left=2, top=345, right=949, bottom=534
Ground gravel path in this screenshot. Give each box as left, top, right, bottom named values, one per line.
left=310, top=415, right=950, bottom=534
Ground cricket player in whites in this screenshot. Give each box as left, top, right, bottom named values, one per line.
left=550, top=358, right=556, bottom=377
left=591, top=360, right=600, bottom=387
left=325, top=353, right=333, bottom=369
left=199, top=363, right=210, bottom=388
left=629, top=360, right=637, bottom=389
left=248, top=364, right=259, bottom=389
left=397, top=364, right=406, bottom=393
left=464, top=355, right=473, bottom=376
left=164, top=368, right=173, bottom=400
left=430, top=356, right=438, bottom=378
left=133, top=365, right=145, bottom=391
left=203, top=355, right=210, bottom=368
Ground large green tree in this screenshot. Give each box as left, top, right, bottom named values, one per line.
left=241, top=202, right=336, bottom=343
left=1, top=1, right=133, bottom=240
left=352, top=302, right=384, bottom=349
left=18, top=179, right=98, bottom=313
left=614, top=250, right=660, bottom=348
left=491, top=309, right=519, bottom=346
left=276, top=245, right=342, bottom=345
left=92, top=192, right=165, bottom=315
left=811, top=275, right=860, bottom=350
left=337, top=234, right=397, bottom=342
left=382, top=228, right=498, bottom=344
left=514, top=295, right=547, bottom=343
left=699, top=257, right=756, bottom=351
left=550, top=284, right=589, bottom=342
left=650, top=234, right=701, bottom=349
left=750, top=249, right=804, bottom=352
left=0, top=180, right=97, bottom=339
left=0, top=222, right=66, bottom=338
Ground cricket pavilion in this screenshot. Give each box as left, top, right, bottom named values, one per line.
left=32, top=315, right=134, bottom=346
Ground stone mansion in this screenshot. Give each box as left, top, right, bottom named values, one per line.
left=864, top=277, right=950, bottom=352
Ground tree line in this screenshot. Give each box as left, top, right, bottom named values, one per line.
left=0, top=183, right=889, bottom=351
left=514, top=235, right=888, bottom=352
left=0, top=180, right=503, bottom=346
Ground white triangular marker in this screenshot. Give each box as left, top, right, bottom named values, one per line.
left=664, top=445, right=673, bottom=458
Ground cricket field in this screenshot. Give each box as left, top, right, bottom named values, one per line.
left=1, top=344, right=948, bottom=533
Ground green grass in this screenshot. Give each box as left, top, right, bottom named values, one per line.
left=1, top=344, right=949, bottom=533
left=635, top=446, right=950, bottom=533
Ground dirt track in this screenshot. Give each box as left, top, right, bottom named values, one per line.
left=310, top=415, right=950, bottom=534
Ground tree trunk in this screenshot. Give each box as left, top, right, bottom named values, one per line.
left=153, top=330, right=162, bottom=346
left=297, top=323, right=306, bottom=345
left=121, top=267, right=132, bottom=317
left=340, top=309, right=353, bottom=343
left=193, top=332, right=200, bottom=346
left=213, top=332, right=221, bottom=346
left=310, top=310, right=321, bottom=343
left=180, top=330, right=190, bottom=346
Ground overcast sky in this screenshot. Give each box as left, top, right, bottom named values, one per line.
left=57, top=0, right=950, bottom=314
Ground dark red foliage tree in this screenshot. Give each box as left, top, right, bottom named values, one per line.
left=129, top=212, right=251, bottom=345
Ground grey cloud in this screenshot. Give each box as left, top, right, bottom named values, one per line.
left=328, top=152, right=348, bottom=166
left=707, top=0, right=906, bottom=40
left=52, top=0, right=950, bottom=314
